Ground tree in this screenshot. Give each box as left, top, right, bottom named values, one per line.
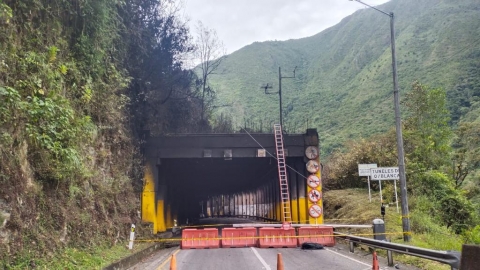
left=403, top=81, right=452, bottom=171
left=122, top=0, right=202, bottom=135
left=194, top=21, right=226, bottom=123
left=452, top=122, right=480, bottom=188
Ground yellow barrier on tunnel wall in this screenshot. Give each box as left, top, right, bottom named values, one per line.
left=142, top=164, right=156, bottom=230
left=291, top=199, right=299, bottom=223
left=276, top=203, right=281, bottom=221
left=166, top=205, right=173, bottom=228
left=156, top=200, right=166, bottom=232
left=298, top=197, right=307, bottom=223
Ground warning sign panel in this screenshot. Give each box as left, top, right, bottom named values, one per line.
left=307, top=175, right=321, bottom=188
left=308, top=204, right=323, bottom=218
left=308, top=189, right=322, bottom=203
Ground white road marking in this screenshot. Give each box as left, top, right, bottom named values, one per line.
left=325, top=248, right=371, bottom=267
left=250, top=247, right=272, bottom=270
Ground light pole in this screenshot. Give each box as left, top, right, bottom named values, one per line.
left=262, top=66, right=297, bottom=128
left=349, top=0, right=411, bottom=242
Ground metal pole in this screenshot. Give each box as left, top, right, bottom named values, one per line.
left=279, top=67, right=283, bottom=127
left=379, top=180, right=383, bottom=202
left=390, top=12, right=411, bottom=242
left=394, top=179, right=399, bottom=213
left=368, top=176, right=372, bottom=202
left=350, top=0, right=411, bottom=242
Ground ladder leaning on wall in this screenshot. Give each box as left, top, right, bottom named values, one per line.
left=273, top=124, right=292, bottom=223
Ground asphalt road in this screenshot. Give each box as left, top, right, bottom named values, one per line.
left=129, top=244, right=421, bottom=270
left=128, top=218, right=420, bottom=270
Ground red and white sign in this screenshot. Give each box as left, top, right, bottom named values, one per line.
left=307, top=175, right=321, bottom=188
left=308, top=189, right=322, bottom=203
left=309, top=205, right=322, bottom=218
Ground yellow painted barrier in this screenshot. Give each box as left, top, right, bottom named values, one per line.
left=142, top=164, right=156, bottom=230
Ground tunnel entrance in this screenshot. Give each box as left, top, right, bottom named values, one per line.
left=141, top=130, right=321, bottom=233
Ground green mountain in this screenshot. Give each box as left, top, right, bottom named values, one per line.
left=209, top=0, right=480, bottom=154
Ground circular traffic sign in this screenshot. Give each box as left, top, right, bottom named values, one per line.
left=306, top=160, right=319, bottom=173
left=309, top=204, right=323, bottom=218
left=305, top=146, right=319, bottom=159
left=307, top=175, right=321, bottom=189
left=308, top=189, right=322, bottom=203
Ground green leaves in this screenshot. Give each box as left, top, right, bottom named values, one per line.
left=403, top=81, right=453, bottom=170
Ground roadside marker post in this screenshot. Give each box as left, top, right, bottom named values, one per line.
left=128, top=224, right=135, bottom=250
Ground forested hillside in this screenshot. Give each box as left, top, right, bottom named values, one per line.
left=209, top=0, right=480, bottom=154
left=0, top=0, right=205, bottom=266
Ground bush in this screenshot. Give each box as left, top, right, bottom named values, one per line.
left=411, top=171, right=476, bottom=233
left=463, top=225, right=480, bottom=244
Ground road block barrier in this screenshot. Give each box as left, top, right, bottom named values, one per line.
left=181, top=228, right=220, bottom=249
left=297, top=226, right=335, bottom=247
left=258, top=227, right=297, bottom=248
left=221, top=227, right=257, bottom=248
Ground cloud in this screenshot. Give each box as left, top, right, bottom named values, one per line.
left=183, top=0, right=390, bottom=53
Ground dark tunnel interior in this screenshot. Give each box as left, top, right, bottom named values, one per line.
left=158, top=156, right=304, bottom=222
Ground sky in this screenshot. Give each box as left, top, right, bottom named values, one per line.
left=182, top=0, right=391, bottom=54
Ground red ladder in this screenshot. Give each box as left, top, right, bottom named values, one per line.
left=273, top=124, right=292, bottom=223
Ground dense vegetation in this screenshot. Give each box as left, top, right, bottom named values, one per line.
left=0, top=0, right=208, bottom=267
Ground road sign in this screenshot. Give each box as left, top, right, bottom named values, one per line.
left=307, top=175, right=321, bottom=188
left=358, top=164, right=377, bottom=176
left=370, top=167, right=399, bottom=180
left=308, top=204, right=322, bottom=218
left=308, top=189, right=322, bottom=203
left=306, top=160, right=319, bottom=173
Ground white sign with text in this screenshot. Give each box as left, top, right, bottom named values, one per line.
left=370, top=167, right=399, bottom=180
left=358, top=164, right=378, bottom=176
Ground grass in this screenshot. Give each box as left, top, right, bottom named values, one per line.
left=324, top=189, right=463, bottom=270
left=4, top=242, right=152, bottom=270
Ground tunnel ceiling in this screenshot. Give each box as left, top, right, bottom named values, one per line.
left=161, top=157, right=301, bottom=196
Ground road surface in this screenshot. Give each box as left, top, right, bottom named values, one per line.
left=129, top=244, right=420, bottom=270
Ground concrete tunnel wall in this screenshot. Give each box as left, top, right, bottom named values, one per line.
left=141, top=130, right=320, bottom=234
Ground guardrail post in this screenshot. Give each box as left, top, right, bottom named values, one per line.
left=349, top=241, right=354, bottom=253
left=387, top=250, right=393, bottom=266
left=387, top=238, right=394, bottom=266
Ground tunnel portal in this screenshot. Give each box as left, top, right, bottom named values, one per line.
left=141, top=129, right=322, bottom=233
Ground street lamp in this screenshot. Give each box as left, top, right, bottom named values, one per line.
left=349, top=0, right=411, bottom=242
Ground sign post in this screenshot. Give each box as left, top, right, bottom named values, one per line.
left=394, top=179, right=399, bottom=213
left=370, top=167, right=400, bottom=212
left=358, top=164, right=377, bottom=202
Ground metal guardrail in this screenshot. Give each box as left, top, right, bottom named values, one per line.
left=334, top=232, right=461, bottom=270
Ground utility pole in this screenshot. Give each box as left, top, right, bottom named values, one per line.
left=262, top=67, right=297, bottom=128
left=349, top=0, right=411, bottom=242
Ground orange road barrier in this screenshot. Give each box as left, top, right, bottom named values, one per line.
left=372, top=251, right=379, bottom=270
left=277, top=253, right=284, bottom=270
left=258, top=228, right=297, bottom=248
left=181, top=228, right=220, bottom=249
left=221, top=227, right=257, bottom=248
left=297, top=226, right=335, bottom=247
left=169, top=254, right=177, bottom=270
